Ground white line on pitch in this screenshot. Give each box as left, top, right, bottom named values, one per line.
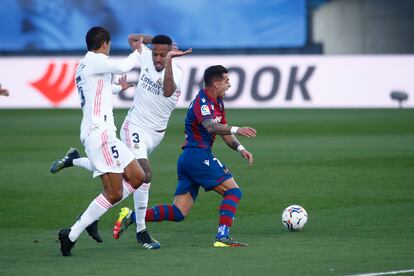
left=344, top=268, right=414, bottom=276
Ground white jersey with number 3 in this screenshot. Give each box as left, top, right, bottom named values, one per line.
left=126, top=44, right=183, bottom=130
left=75, top=50, right=139, bottom=141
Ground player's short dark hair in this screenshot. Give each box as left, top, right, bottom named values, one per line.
left=204, top=65, right=228, bottom=87
left=152, top=35, right=172, bottom=45
left=86, top=26, right=111, bottom=51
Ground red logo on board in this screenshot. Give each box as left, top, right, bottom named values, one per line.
left=30, top=62, right=77, bottom=106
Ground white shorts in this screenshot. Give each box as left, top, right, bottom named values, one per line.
left=120, top=119, right=165, bottom=160
left=83, top=129, right=135, bottom=178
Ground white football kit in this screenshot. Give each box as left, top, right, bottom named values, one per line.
left=120, top=44, right=183, bottom=159
left=75, top=50, right=139, bottom=177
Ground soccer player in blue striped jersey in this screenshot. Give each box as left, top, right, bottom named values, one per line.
left=115, top=65, right=257, bottom=247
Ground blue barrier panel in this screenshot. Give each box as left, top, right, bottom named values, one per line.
left=0, top=0, right=307, bottom=51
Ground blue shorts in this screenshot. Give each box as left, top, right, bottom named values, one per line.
left=175, top=147, right=233, bottom=200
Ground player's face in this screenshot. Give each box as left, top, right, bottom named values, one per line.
left=217, top=73, right=231, bottom=98
left=152, top=44, right=170, bottom=72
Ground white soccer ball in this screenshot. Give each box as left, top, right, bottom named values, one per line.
left=281, top=205, right=308, bottom=231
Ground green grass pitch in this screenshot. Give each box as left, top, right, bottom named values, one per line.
left=0, top=109, right=413, bottom=275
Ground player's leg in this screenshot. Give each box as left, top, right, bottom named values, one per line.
left=191, top=150, right=246, bottom=247
left=144, top=150, right=198, bottom=222
left=115, top=123, right=160, bottom=248
left=113, top=191, right=191, bottom=241
left=134, top=159, right=152, bottom=233
left=143, top=151, right=197, bottom=223
left=59, top=172, right=123, bottom=256
left=133, top=158, right=161, bottom=248
left=51, top=148, right=101, bottom=242
left=212, top=178, right=247, bottom=247
left=121, top=125, right=154, bottom=234
left=58, top=133, right=143, bottom=256
left=143, top=192, right=192, bottom=223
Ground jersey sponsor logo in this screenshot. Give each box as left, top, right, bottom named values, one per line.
left=201, top=104, right=210, bottom=115
left=140, top=73, right=163, bottom=95
left=30, top=62, right=77, bottom=106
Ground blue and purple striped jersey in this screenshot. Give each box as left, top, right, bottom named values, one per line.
left=182, top=89, right=227, bottom=150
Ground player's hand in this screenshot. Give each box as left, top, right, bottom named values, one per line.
left=240, top=149, right=254, bottom=167
left=172, top=42, right=179, bottom=51
left=117, top=75, right=134, bottom=90
left=0, top=84, right=9, bottom=97
left=167, top=47, right=192, bottom=58
left=237, top=127, right=257, bottom=138
left=130, top=36, right=143, bottom=52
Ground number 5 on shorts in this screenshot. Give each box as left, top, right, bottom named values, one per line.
left=111, top=146, right=119, bottom=158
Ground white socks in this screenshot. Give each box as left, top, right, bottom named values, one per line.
left=68, top=181, right=137, bottom=242
left=134, top=182, right=150, bottom=233
left=69, top=194, right=112, bottom=242
left=73, top=157, right=92, bottom=171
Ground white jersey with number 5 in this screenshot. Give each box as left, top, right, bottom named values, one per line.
left=75, top=50, right=139, bottom=141
left=126, top=44, right=183, bottom=131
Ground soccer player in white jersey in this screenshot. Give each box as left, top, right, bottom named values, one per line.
left=51, top=33, right=192, bottom=249
left=56, top=26, right=145, bottom=256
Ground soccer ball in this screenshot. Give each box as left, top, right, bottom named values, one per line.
left=281, top=205, right=308, bottom=231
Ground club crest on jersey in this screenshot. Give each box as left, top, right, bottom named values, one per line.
left=201, top=105, right=210, bottom=116
left=156, top=78, right=163, bottom=87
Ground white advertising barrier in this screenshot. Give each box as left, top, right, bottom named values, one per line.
left=0, top=55, right=413, bottom=108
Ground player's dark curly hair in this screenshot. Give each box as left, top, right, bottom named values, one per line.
left=152, top=35, right=172, bottom=45
left=86, top=26, right=111, bottom=51
left=204, top=65, right=228, bottom=87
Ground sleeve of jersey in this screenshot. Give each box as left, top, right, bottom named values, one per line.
left=193, top=97, right=214, bottom=123
left=89, top=51, right=139, bottom=75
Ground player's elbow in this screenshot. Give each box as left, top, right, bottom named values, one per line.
left=206, top=125, right=215, bottom=134
left=163, top=88, right=175, bottom=97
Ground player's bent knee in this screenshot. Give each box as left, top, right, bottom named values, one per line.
left=173, top=205, right=185, bottom=222
left=225, top=187, right=242, bottom=199
left=144, top=170, right=152, bottom=183
left=106, top=191, right=123, bottom=204
left=129, top=171, right=145, bottom=188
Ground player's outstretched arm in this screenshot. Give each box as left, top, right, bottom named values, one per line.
left=163, top=46, right=192, bottom=97
left=202, top=119, right=257, bottom=138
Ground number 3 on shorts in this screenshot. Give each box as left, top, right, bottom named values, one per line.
left=111, top=146, right=119, bottom=158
